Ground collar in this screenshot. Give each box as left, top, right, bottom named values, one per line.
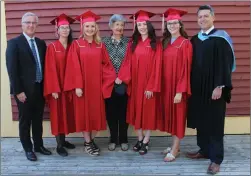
left=23, top=32, right=35, bottom=41
left=110, top=36, right=127, bottom=45
left=201, top=25, right=214, bottom=35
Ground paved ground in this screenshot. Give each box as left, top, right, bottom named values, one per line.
left=1, top=135, right=250, bottom=175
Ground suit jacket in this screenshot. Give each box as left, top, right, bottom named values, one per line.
left=6, top=34, right=47, bottom=96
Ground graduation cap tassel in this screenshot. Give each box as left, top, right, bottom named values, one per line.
left=55, top=20, right=59, bottom=38
left=80, top=17, right=83, bottom=37
left=162, top=14, right=165, bottom=34
left=133, top=15, right=135, bottom=32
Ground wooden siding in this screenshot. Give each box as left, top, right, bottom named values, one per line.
left=5, top=1, right=250, bottom=120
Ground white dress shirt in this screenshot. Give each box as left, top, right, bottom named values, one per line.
left=201, top=25, right=215, bottom=35
left=23, top=32, right=42, bottom=73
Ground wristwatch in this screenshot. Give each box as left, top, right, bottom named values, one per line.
left=217, top=85, right=225, bottom=89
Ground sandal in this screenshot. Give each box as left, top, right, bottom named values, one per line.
left=162, top=147, right=181, bottom=155
left=133, top=140, right=143, bottom=152
left=84, top=141, right=100, bottom=156
left=139, top=141, right=150, bottom=155
left=91, top=139, right=100, bottom=152
left=164, top=151, right=180, bottom=162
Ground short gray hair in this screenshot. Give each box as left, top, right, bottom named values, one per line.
left=21, top=12, right=39, bottom=24
left=109, top=14, right=126, bottom=27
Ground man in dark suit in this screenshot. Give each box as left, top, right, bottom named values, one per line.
left=6, top=12, right=52, bottom=161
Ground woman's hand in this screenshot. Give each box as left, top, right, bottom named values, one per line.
left=52, top=93, right=59, bottom=99
left=75, top=88, right=83, bottom=97
left=115, top=78, right=122, bottom=84
left=145, top=91, right=153, bottom=99
left=174, top=93, right=182, bottom=103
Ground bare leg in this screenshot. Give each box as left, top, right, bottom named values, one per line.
left=164, top=135, right=180, bottom=162
left=143, top=130, right=151, bottom=143
left=83, top=132, right=91, bottom=143
left=91, top=130, right=98, bottom=140
left=137, top=129, right=144, bottom=141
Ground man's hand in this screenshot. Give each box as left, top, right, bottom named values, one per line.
left=75, top=88, right=83, bottom=97
left=174, top=93, right=182, bottom=104
left=17, top=92, right=27, bottom=103
left=212, top=87, right=222, bottom=100
left=52, top=93, right=59, bottom=99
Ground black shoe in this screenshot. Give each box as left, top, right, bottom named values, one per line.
left=133, top=140, right=143, bottom=152
left=25, top=151, right=37, bottom=161
left=139, top=141, right=150, bottom=155
left=63, top=141, right=75, bottom=149
left=34, top=146, right=52, bottom=155
left=56, top=146, right=68, bottom=157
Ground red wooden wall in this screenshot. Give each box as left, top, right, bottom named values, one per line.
left=4, top=1, right=250, bottom=120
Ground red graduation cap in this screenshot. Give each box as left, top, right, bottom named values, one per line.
left=162, top=8, right=187, bottom=21
left=50, top=13, right=75, bottom=27
left=130, top=10, right=155, bottom=22
left=50, top=13, right=75, bottom=37
left=130, top=10, right=155, bottom=31
left=75, top=10, right=101, bottom=35
left=161, top=8, right=187, bottom=33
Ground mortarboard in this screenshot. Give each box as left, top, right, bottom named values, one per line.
left=129, top=10, right=155, bottom=31
left=161, top=8, right=187, bottom=33
left=75, top=10, right=101, bottom=35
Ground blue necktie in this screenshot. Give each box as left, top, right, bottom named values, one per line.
left=202, top=33, right=208, bottom=36
left=30, top=39, right=42, bottom=82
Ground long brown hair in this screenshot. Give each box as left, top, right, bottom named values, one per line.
left=131, top=21, right=157, bottom=53
left=162, top=20, right=188, bottom=49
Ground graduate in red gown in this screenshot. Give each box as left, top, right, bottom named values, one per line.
left=116, top=10, right=162, bottom=155
left=157, top=8, right=192, bottom=162
left=44, top=14, right=76, bottom=157
left=63, top=10, right=116, bottom=156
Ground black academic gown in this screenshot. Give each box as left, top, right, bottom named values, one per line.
left=187, top=29, right=233, bottom=137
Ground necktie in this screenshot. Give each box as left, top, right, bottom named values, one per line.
left=30, top=39, right=42, bottom=82
left=202, top=33, right=208, bottom=36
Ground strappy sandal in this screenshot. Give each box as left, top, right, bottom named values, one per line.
left=139, top=141, right=150, bottom=155
left=91, top=139, right=100, bottom=152
left=133, top=140, right=143, bottom=152
left=84, top=141, right=100, bottom=156
left=164, top=151, right=180, bottom=162
left=162, top=147, right=181, bottom=155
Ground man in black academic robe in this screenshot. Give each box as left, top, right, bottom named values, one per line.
left=186, top=5, right=235, bottom=175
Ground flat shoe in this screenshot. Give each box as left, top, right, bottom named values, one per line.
left=108, top=143, right=116, bottom=151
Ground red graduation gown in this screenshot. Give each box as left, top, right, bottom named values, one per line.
left=157, top=36, right=192, bottom=139
left=118, top=38, right=162, bottom=130
left=44, top=40, right=76, bottom=136
left=64, top=39, right=116, bottom=132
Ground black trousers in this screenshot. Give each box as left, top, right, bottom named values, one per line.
left=105, top=90, right=128, bottom=144
left=14, top=83, right=45, bottom=152
left=196, top=101, right=226, bottom=165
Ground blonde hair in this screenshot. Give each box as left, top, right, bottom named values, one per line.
left=80, top=22, right=101, bottom=44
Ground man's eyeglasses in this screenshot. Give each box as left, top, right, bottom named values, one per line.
left=22, top=21, right=38, bottom=25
